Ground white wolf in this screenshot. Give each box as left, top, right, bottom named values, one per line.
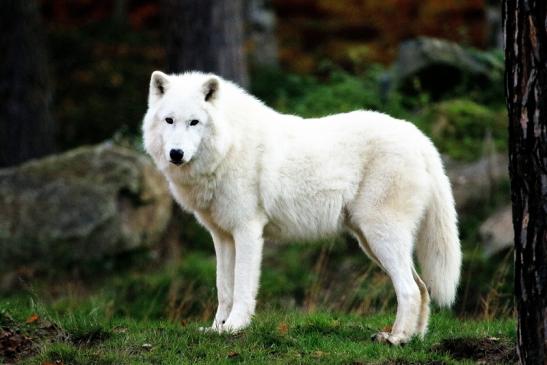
left=142, top=71, right=461, bottom=345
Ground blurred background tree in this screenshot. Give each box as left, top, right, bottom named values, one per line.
left=161, top=0, right=248, bottom=86
left=0, top=0, right=55, bottom=168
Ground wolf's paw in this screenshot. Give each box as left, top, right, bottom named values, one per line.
left=211, top=319, right=226, bottom=332
left=371, top=331, right=410, bottom=346
left=221, top=316, right=250, bottom=334
left=199, top=321, right=225, bottom=334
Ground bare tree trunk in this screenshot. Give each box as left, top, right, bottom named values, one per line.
left=503, top=1, right=547, bottom=364
left=0, top=0, right=55, bottom=168
left=112, top=0, right=128, bottom=26
left=162, top=0, right=249, bottom=87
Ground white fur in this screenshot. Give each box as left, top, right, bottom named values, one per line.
left=142, top=71, right=462, bottom=344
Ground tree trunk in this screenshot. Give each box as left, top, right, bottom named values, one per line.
left=503, top=1, right=547, bottom=364
left=162, top=0, right=249, bottom=87
left=112, top=0, right=129, bottom=26
left=0, top=0, right=55, bottom=168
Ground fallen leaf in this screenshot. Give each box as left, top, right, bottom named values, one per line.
left=227, top=351, right=239, bottom=358
left=312, top=351, right=327, bottom=358
left=26, top=314, right=39, bottom=324
left=277, top=322, right=289, bottom=336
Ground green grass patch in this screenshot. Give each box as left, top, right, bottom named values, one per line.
left=2, top=304, right=515, bottom=365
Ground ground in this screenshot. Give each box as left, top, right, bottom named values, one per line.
left=1, top=304, right=515, bottom=364
left=0, top=229, right=515, bottom=364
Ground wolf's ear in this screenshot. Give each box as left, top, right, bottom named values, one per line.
left=149, top=71, right=169, bottom=104
left=202, top=77, right=219, bottom=102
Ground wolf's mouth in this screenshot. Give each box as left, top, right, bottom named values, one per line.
left=170, top=160, right=183, bottom=166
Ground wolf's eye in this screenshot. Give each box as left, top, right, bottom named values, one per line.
left=165, top=117, right=174, bottom=124
left=190, top=119, right=199, bottom=126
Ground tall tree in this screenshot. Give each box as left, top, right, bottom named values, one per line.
left=503, top=1, right=547, bottom=364
left=0, top=0, right=55, bottom=168
left=162, top=0, right=249, bottom=87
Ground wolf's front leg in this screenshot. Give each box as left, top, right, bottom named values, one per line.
left=211, top=233, right=235, bottom=331
left=222, top=221, right=264, bottom=333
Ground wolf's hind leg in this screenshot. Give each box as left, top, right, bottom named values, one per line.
left=357, top=223, right=421, bottom=345
left=412, top=267, right=430, bottom=338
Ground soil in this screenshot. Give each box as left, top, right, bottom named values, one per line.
left=0, top=327, right=35, bottom=363
left=434, top=336, right=517, bottom=364
left=0, top=313, right=64, bottom=364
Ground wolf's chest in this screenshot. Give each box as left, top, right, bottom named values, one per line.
left=168, top=179, right=216, bottom=212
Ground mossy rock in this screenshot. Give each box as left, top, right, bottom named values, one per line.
left=0, top=143, right=172, bottom=270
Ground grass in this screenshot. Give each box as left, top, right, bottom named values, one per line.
left=0, top=237, right=516, bottom=364
left=2, top=301, right=515, bottom=365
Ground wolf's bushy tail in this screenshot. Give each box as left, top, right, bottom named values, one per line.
left=416, top=149, right=462, bottom=307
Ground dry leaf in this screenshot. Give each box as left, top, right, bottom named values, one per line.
left=26, top=314, right=40, bottom=324
left=312, top=351, right=327, bottom=358
left=277, top=322, right=289, bottom=336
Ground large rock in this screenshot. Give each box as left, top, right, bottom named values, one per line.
left=394, top=37, right=503, bottom=96
left=0, top=143, right=172, bottom=269
left=446, top=153, right=508, bottom=212
left=479, top=205, right=513, bottom=256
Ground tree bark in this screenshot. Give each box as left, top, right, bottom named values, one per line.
left=503, top=1, right=547, bottom=364
left=0, top=0, right=55, bottom=168
left=162, top=0, right=249, bottom=87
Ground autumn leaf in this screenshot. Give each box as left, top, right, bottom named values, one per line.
left=312, top=350, right=327, bottom=358
left=26, top=314, right=39, bottom=324
left=277, top=322, right=289, bottom=336
left=227, top=351, right=239, bottom=358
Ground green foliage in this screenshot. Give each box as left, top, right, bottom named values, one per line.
left=419, top=99, right=507, bottom=161
left=252, top=66, right=408, bottom=120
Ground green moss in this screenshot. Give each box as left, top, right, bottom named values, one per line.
left=417, top=99, right=507, bottom=161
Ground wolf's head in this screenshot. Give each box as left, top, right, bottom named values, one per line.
left=142, top=71, right=231, bottom=173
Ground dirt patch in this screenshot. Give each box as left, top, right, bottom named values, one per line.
left=0, top=313, right=64, bottom=363
left=0, top=327, right=35, bottom=363
left=434, top=337, right=517, bottom=364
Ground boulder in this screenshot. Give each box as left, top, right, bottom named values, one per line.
left=394, top=37, right=503, bottom=96
left=446, top=153, right=508, bottom=212
left=0, top=143, right=172, bottom=270
left=479, top=205, right=513, bottom=256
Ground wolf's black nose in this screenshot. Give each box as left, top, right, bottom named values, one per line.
left=169, top=149, right=184, bottom=164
